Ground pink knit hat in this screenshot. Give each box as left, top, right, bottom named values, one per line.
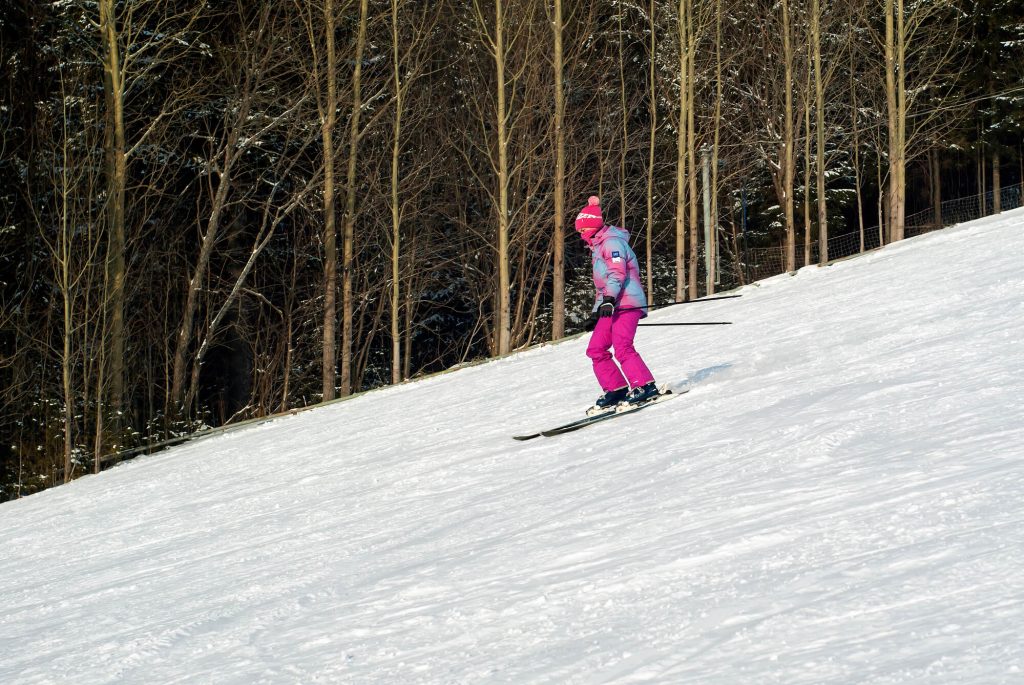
left=574, top=196, right=604, bottom=235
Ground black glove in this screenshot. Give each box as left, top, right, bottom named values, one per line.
left=597, top=295, right=616, bottom=318
left=583, top=312, right=599, bottom=332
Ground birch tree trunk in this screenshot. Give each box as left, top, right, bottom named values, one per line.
left=675, top=0, right=690, bottom=302
left=803, top=44, right=812, bottom=267
left=552, top=0, right=566, bottom=339
left=686, top=8, right=699, bottom=299
left=781, top=0, right=796, bottom=271
left=812, top=0, right=828, bottom=264
left=884, top=0, right=907, bottom=242
left=321, top=0, right=339, bottom=400
left=340, top=0, right=370, bottom=395
left=646, top=0, right=657, bottom=302
left=55, top=100, right=77, bottom=480
left=390, top=0, right=404, bottom=383
left=618, top=7, right=628, bottom=228
left=98, top=0, right=127, bottom=423
left=494, top=0, right=512, bottom=355
left=709, top=0, right=722, bottom=295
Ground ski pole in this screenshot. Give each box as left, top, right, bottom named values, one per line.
left=638, top=321, right=732, bottom=326
left=616, top=294, right=741, bottom=315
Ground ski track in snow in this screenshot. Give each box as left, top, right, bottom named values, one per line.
left=2, top=210, right=1023, bottom=684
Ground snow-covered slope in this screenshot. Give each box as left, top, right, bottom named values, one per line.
left=2, top=211, right=1023, bottom=684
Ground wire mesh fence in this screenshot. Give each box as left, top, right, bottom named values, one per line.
left=732, top=182, right=1023, bottom=286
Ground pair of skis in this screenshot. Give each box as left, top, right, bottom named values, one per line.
left=512, top=385, right=684, bottom=441
left=512, top=295, right=740, bottom=441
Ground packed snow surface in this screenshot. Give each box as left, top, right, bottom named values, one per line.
left=2, top=210, right=1023, bottom=684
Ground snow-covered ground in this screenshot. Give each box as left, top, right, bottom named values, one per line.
left=2, top=210, right=1023, bottom=685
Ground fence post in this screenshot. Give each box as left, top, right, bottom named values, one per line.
left=741, top=185, right=749, bottom=284
left=702, top=145, right=714, bottom=296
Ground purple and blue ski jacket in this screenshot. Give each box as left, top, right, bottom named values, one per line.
left=587, top=225, right=648, bottom=317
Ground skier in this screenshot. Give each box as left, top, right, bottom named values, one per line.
left=574, top=196, right=660, bottom=413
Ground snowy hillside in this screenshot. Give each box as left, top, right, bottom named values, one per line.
left=2, top=211, right=1023, bottom=684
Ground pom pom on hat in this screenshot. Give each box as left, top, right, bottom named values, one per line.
left=575, top=196, right=604, bottom=233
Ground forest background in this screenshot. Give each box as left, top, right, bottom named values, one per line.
left=1, top=0, right=1022, bottom=500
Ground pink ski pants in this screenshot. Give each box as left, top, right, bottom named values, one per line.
left=586, top=309, right=655, bottom=391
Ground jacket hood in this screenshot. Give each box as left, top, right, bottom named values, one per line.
left=591, top=225, right=631, bottom=247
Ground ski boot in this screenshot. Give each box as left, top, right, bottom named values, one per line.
left=586, top=387, right=629, bottom=416
left=624, top=381, right=660, bottom=406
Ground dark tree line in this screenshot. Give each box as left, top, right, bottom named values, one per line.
left=1, top=0, right=1022, bottom=499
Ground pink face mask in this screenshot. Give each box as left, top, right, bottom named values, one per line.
left=578, top=226, right=601, bottom=245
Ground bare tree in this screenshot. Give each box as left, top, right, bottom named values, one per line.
left=468, top=0, right=542, bottom=355
left=879, top=0, right=961, bottom=241
left=308, top=0, right=344, bottom=402
left=94, top=0, right=204, bottom=426
left=674, top=0, right=692, bottom=302
left=725, top=0, right=803, bottom=272
left=803, top=36, right=813, bottom=266
left=685, top=0, right=704, bottom=298
left=28, top=71, right=103, bottom=481
left=781, top=0, right=797, bottom=271
left=550, top=0, right=567, bottom=339
left=338, top=0, right=372, bottom=397
left=387, top=0, right=439, bottom=382
left=708, top=0, right=724, bottom=294
left=169, top=3, right=309, bottom=412
left=645, top=0, right=659, bottom=301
